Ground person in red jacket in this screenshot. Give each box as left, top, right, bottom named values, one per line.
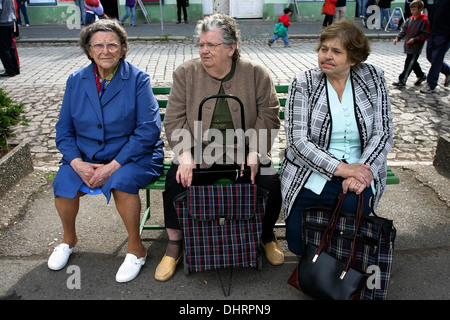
left=322, top=0, right=337, bottom=27
left=84, top=0, right=107, bottom=26
left=268, top=8, right=292, bottom=47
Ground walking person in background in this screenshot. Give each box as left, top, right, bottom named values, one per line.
left=121, top=0, right=136, bottom=27
left=334, top=0, right=347, bottom=22
left=420, top=0, right=450, bottom=93
left=176, top=0, right=188, bottom=24
left=357, top=0, right=368, bottom=18
left=84, top=0, right=107, bottom=26
left=392, top=0, right=429, bottom=87
left=16, top=0, right=29, bottom=26
left=322, top=0, right=337, bottom=28
left=378, top=0, right=394, bottom=30
left=75, top=0, right=85, bottom=25
left=268, top=7, right=292, bottom=47
left=0, top=0, right=20, bottom=77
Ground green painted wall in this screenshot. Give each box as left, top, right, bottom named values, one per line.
left=23, top=1, right=404, bottom=25
left=23, top=2, right=203, bottom=25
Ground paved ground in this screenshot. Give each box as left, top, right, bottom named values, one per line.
left=0, top=20, right=449, bottom=304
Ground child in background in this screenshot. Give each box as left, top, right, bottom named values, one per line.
left=268, top=8, right=292, bottom=48
left=392, top=0, right=429, bottom=87
left=322, top=0, right=337, bottom=27
left=84, top=0, right=108, bottom=26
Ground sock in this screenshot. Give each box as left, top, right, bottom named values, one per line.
left=165, top=239, right=183, bottom=259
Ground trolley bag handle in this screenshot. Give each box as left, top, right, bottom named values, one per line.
left=193, top=94, right=250, bottom=184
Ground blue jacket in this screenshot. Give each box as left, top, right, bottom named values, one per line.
left=56, top=59, right=164, bottom=171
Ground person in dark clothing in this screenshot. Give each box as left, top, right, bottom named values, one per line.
left=0, top=0, right=20, bottom=77
left=420, top=0, right=450, bottom=93
left=392, top=0, right=429, bottom=87
left=176, top=0, right=188, bottom=24
left=378, top=0, right=394, bottom=29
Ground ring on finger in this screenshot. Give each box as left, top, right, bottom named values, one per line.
left=356, top=183, right=361, bottom=187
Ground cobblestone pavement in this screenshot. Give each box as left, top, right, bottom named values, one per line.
left=1, top=39, right=449, bottom=170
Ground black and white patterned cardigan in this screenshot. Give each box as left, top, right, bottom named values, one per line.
left=280, top=63, right=394, bottom=219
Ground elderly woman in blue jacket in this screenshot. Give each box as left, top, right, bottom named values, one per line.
left=47, top=19, right=164, bottom=283
left=281, top=20, right=394, bottom=256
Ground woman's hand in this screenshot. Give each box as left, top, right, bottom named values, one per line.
left=88, top=160, right=121, bottom=188
left=70, top=158, right=103, bottom=188
left=176, top=151, right=195, bottom=187
left=243, top=152, right=260, bottom=184
left=334, top=162, right=373, bottom=187
left=342, top=177, right=366, bottom=195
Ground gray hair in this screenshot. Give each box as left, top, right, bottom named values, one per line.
left=195, top=13, right=241, bottom=61
left=79, top=19, right=129, bottom=62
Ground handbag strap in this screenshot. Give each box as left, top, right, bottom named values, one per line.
left=312, top=193, right=345, bottom=263
left=312, top=193, right=364, bottom=280
left=341, top=194, right=364, bottom=279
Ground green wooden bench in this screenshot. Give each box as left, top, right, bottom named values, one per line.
left=139, top=85, right=399, bottom=234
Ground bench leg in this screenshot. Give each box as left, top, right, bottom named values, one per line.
left=139, top=189, right=165, bottom=234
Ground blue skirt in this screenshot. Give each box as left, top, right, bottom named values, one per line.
left=53, top=161, right=162, bottom=203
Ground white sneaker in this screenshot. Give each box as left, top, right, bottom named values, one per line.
left=48, top=243, right=73, bottom=270
left=444, top=73, right=450, bottom=87
left=420, top=86, right=436, bottom=93
left=115, top=253, right=146, bottom=283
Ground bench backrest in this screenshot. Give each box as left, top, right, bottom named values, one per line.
left=153, top=85, right=288, bottom=120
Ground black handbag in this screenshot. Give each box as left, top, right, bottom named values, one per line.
left=299, top=194, right=396, bottom=300
left=288, top=193, right=367, bottom=300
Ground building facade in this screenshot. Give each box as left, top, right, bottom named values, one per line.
left=22, top=0, right=404, bottom=25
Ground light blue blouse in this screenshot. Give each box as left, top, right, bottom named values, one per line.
left=304, top=76, right=361, bottom=195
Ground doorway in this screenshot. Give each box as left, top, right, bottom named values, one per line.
left=229, top=0, right=264, bottom=19
left=100, top=0, right=120, bottom=20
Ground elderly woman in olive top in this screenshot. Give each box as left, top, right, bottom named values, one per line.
left=281, top=19, right=394, bottom=256
left=48, top=19, right=164, bottom=283
left=156, top=13, right=284, bottom=282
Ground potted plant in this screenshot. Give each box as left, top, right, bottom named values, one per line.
left=0, top=88, right=29, bottom=157
left=0, top=88, right=32, bottom=198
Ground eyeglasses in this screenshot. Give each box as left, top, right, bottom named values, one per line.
left=90, top=43, right=121, bottom=53
left=196, top=42, right=224, bottom=51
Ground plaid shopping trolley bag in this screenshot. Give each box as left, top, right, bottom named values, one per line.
left=301, top=193, right=396, bottom=300
left=175, top=93, right=270, bottom=275
left=174, top=183, right=268, bottom=273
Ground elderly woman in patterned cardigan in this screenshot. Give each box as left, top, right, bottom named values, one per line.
left=280, top=19, right=394, bottom=256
